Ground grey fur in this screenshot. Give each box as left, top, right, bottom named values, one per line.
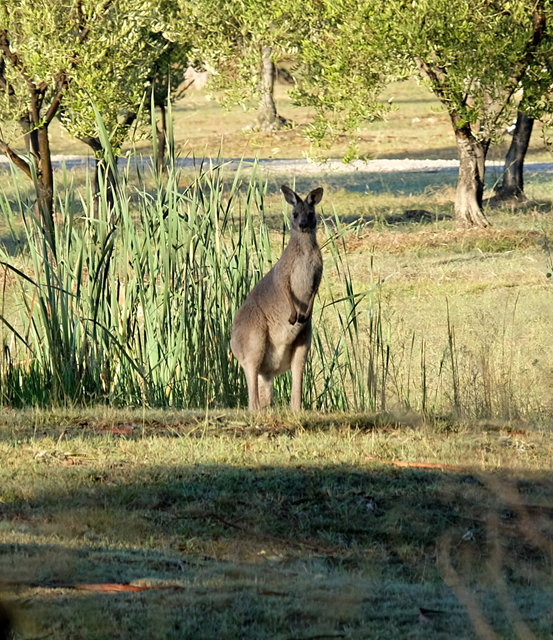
left=231, top=185, right=324, bottom=410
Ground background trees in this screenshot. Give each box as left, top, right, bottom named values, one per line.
left=295, top=0, right=552, bottom=227
left=0, top=0, right=171, bottom=237
left=181, top=0, right=302, bottom=131
left=0, top=0, right=551, bottom=229
left=494, top=31, right=553, bottom=203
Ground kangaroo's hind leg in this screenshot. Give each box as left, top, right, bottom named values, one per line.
left=290, top=323, right=312, bottom=411
left=231, top=307, right=268, bottom=411
left=257, top=373, right=274, bottom=409
left=241, top=361, right=261, bottom=411
left=238, top=340, right=267, bottom=411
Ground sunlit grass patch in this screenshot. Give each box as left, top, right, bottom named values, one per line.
left=1, top=153, right=553, bottom=420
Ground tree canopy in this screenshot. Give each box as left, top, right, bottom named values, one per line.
left=0, top=0, right=174, bottom=236
left=181, top=0, right=309, bottom=129
left=296, top=0, right=552, bottom=226
left=1, top=0, right=552, bottom=229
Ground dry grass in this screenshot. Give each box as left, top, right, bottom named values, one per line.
left=1, top=409, right=553, bottom=639
left=344, top=226, right=546, bottom=255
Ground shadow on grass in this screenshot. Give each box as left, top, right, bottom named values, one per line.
left=485, top=197, right=553, bottom=216
left=273, top=166, right=553, bottom=200
left=0, top=233, right=26, bottom=257
left=1, top=457, right=552, bottom=639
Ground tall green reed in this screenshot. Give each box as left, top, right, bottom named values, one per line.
left=0, top=159, right=266, bottom=407
left=0, top=142, right=393, bottom=411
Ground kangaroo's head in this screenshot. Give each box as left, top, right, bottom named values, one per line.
left=281, top=185, right=324, bottom=233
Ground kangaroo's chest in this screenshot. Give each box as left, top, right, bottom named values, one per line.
left=289, top=249, right=322, bottom=302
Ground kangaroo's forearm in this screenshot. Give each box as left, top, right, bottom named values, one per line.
left=286, top=283, right=298, bottom=324
left=296, top=294, right=315, bottom=324
left=303, top=294, right=315, bottom=319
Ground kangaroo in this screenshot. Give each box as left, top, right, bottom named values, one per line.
left=231, top=185, right=324, bottom=411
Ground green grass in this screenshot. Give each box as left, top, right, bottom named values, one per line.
left=1, top=158, right=553, bottom=417
left=1, top=409, right=552, bottom=639
left=1, top=159, right=394, bottom=411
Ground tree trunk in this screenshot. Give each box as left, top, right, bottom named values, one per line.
left=156, top=103, right=167, bottom=175
left=22, top=84, right=57, bottom=251
left=5, top=116, right=56, bottom=251
left=453, top=128, right=491, bottom=228
left=257, top=46, right=287, bottom=132
left=93, top=156, right=118, bottom=215
left=36, top=126, right=54, bottom=217
left=28, top=123, right=56, bottom=252
left=494, top=111, right=534, bottom=201
left=80, top=136, right=118, bottom=216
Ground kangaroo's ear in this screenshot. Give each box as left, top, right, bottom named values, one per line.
left=281, top=185, right=301, bottom=206
left=306, top=187, right=324, bottom=206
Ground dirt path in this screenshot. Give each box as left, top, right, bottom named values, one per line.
left=1, top=154, right=552, bottom=176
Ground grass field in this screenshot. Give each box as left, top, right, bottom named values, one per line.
left=0, top=79, right=552, bottom=639
left=1, top=409, right=553, bottom=639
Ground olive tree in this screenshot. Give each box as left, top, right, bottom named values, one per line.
left=181, top=0, right=300, bottom=131
left=296, top=0, right=551, bottom=227
left=0, top=0, right=169, bottom=241
left=494, top=52, right=553, bottom=202
left=150, top=37, right=191, bottom=173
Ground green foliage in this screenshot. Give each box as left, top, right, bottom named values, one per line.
left=150, top=1, right=191, bottom=110
left=292, top=0, right=396, bottom=143
left=379, top=0, right=552, bottom=139
left=0, top=0, right=184, bottom=155
left=57, top=1, right=178, bottom=152
left=180, top=0, right=304, bottom=108
left=296, top=0, right=553, bottom=142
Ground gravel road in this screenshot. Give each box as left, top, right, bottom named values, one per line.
left=1, top=155, right=552, bottom=176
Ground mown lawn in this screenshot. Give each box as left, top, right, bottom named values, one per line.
left=0, top=409, right=552, bottom=639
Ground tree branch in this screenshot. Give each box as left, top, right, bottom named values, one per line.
left=490, top=3, right=548, bottom=131
left=79, top=0, right=116, bottom=45
left=77, top=135, right=102, bottom=152
left=44, top=73, right=68, bottom=125
left=0, top=29, right=36, bottom=92
left=0, top=139, right=32, bottom=179
left=414, top=57, right=451, bottom=106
